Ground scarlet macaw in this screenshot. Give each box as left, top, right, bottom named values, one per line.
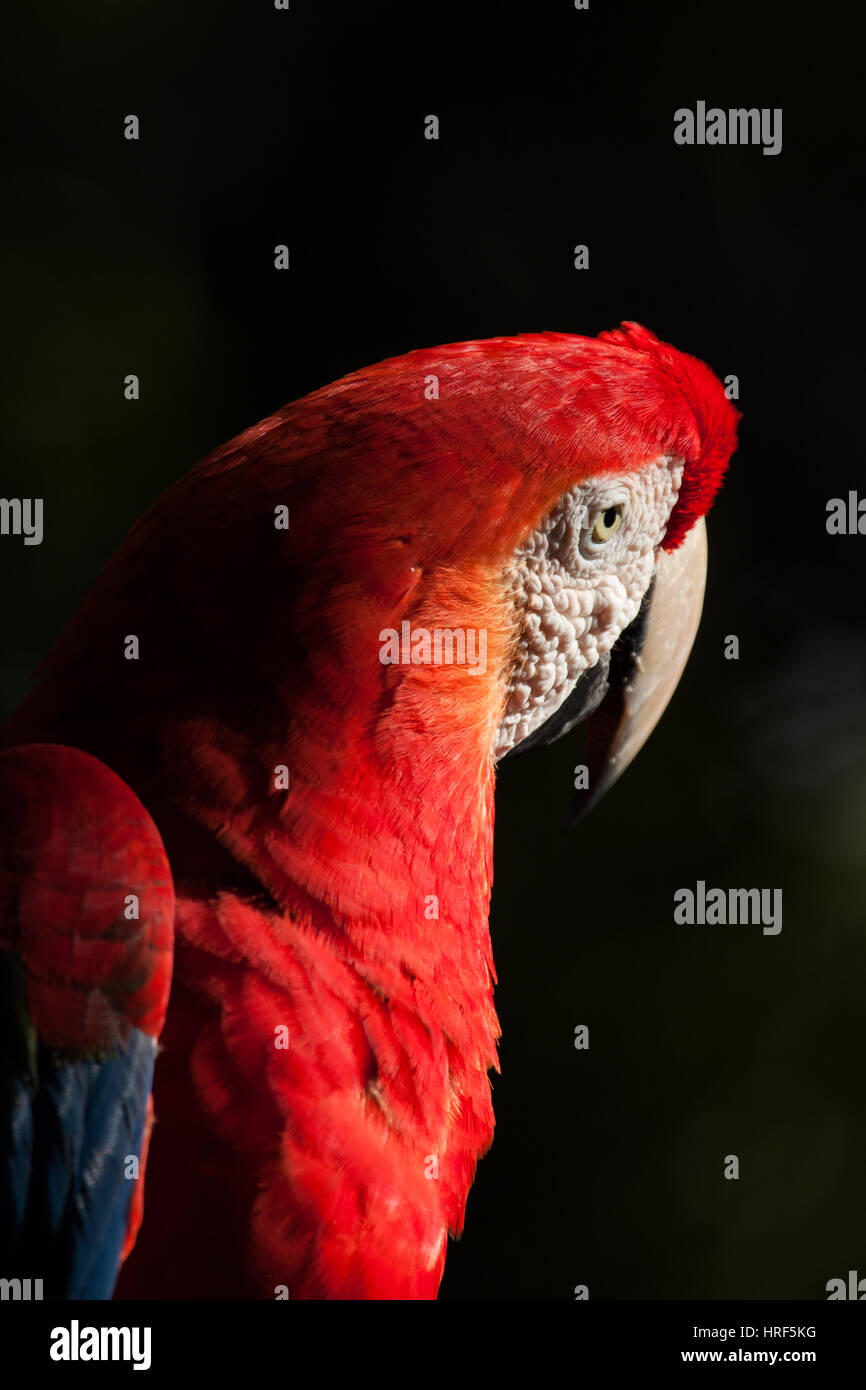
left=0, top=323, right=738, bottom=1298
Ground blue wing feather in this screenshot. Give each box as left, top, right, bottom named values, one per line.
left=1, top=1028, right=156, bottom=1298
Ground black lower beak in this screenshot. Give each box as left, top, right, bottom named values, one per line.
left=500, top=649, right=614, bottom=760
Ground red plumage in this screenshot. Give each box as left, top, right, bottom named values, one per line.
left=0, top=744, right=173, bottom=1052
left=1, top=325, right=739, bottom=1297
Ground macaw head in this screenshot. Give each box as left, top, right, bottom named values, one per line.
left=239, top=318, right=737, bottom=837
left=474, top=321, right=740, bottom=815
left=10, top=321, right=738, bottom=926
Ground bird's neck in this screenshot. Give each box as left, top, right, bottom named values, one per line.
left=158, top=700, right=500, bottom=992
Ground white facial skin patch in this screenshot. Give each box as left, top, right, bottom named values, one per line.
left=494, top=455, right=685, bottom=759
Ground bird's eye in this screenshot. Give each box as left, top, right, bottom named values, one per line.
left=591, top=505, right=624, bottom=543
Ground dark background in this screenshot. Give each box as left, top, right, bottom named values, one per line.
left=2, top=1, right=864, bottom=1299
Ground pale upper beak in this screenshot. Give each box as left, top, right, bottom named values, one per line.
left=570, top=515, right=708, bottom=820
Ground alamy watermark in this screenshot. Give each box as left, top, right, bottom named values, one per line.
left=379, top=621, right=487, bottom=674
left=0, top=1276, right=43, bottom=1300
left=674, top=880, right=782, bottom=935
left=0, top=497, right=43, bottom=545
left=49, top=1320, right=151, bottom=1371
left=674, top=103, right=782, bottom=157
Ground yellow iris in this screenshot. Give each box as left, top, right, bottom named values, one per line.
left=591, top=505, right=624, bottom=543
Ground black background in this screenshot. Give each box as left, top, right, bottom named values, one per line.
left=2, top=1, right=864, bottom=1299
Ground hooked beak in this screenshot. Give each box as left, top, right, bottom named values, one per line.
left=569, top=516, right=708, bottom=821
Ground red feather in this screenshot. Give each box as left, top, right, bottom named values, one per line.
left=0, top=744, right=174, bottom=1051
